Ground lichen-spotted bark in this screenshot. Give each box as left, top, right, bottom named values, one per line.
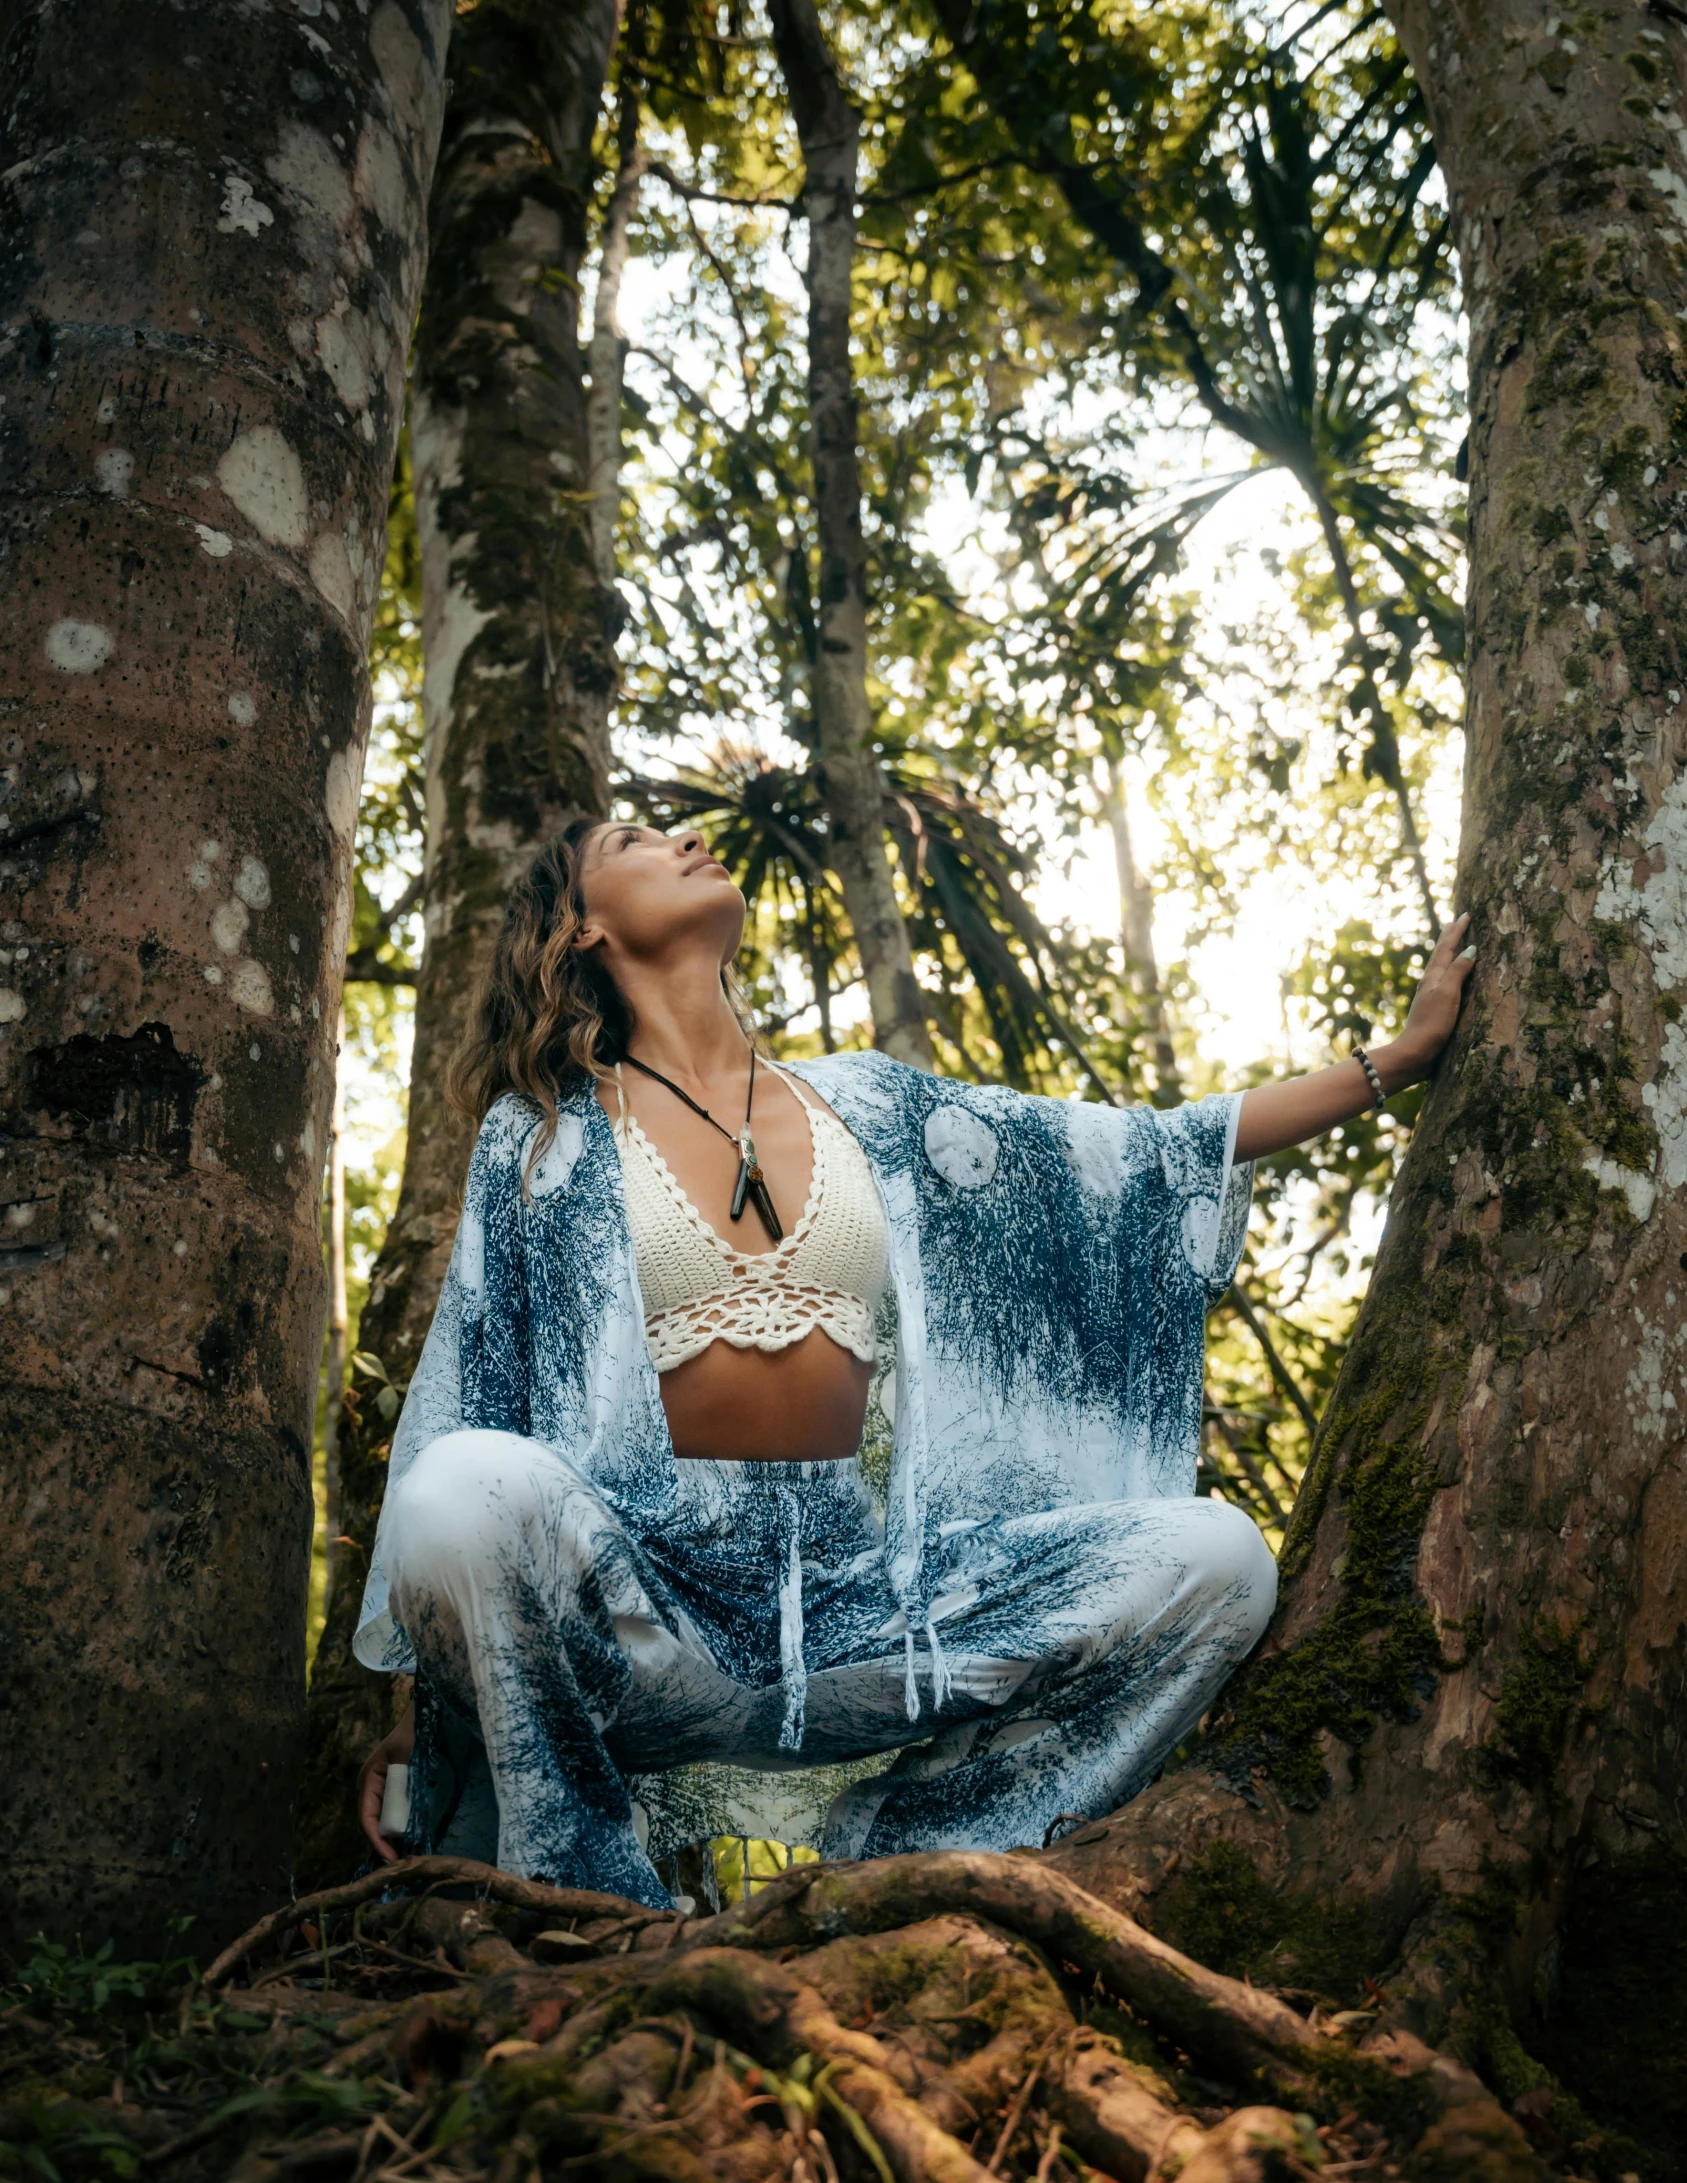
left=1050, top=3, right=1687, bottom=2147
left=295, top=0, right=621, bottom=1889
left=0, top=0, right=449, bottom=1953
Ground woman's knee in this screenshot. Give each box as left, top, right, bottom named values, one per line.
left=386, top=1429, right=562, bottom=1580
left=1188, top=1496, right=1279, bottom=1643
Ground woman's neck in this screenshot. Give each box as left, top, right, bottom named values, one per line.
left=615, top=944, right=750, bottom=1095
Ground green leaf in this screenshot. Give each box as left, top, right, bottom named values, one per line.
left=431, top=2092, right=477, bottom=2150
left=351, top=1352, right=389, bottom=1383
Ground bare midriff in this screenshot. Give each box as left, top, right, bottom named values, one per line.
left=659, top=1329, right=872, bottom=1462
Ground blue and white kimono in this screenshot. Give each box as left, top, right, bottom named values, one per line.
left=356, top=1054, right=1276, bottom=1908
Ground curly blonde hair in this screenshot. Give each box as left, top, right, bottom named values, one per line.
left=448, top=816, right=758, bottom=1170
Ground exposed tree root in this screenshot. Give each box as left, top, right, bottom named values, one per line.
left=672, top=1849, right=1534, bottom=2164
left=203, top=1859, right=669, bottom=1985
left=678, top=1853, right=1317, bottom=2104
left=5, top=1854, right=1550, bottom=2183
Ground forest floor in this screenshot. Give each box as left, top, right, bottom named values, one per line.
left=0, top=1855, right=1563, bottom=2183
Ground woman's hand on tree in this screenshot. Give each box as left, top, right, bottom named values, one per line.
left=1389, top=910, right=1476, bottom=1081
left=1234, top=912, right=1475, bottom=1160
left=357, top=1703, right=416, bottom=1865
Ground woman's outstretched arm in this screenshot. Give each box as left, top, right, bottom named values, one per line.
left=1233, top=912, right=1474, bottom=1162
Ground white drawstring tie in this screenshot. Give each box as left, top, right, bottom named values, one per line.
left=777, top=1485, right=807, bottom=1751
left=925, top=1616, right=952, bottom=1711
left=902, top=1610, right=952, bottom=1722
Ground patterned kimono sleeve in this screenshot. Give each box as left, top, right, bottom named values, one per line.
left=1143, top=1090, right=1255, bottom=1304
left=352, top=1098, right=534, bottom=1672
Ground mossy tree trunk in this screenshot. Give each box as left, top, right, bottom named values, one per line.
left=1052, top=5, right=1687, bottom=2147
left=0, top=0, right=448, bottom=1955
left=767, top=0, right=935, bottom=1071
left=295, top=0, right=622, bottom=1889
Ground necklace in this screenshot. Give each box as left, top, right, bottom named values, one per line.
left=622, top=1048, right=784, bottom=1243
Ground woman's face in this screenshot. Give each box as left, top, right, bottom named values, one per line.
left=575, top=822, right=746, bottom=967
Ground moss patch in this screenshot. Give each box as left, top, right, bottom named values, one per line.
left=1484, top=1618, right=1594, bottom=1786
left=1205, top=1277, right=1448, bottom=1808
left=1153, top=1841, right=1377, bottom=2005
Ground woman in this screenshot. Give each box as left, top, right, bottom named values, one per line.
left=354, top=816, right=1474, bottom=1909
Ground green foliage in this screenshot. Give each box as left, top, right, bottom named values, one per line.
left=0, top=1927, right=398, bottom=2183
left=6, top=1923, right=198, bottom=2026
left=899, top=0, right=1465, bottom=725
left=347, top=431, right=425, bottom=992
left=612, top=0, right=1457, bottom=1076
left=1, top=1926, right=200, bottom=2183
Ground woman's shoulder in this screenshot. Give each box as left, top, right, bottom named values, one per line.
left=781, top=1048, right=921, bottom=1123
left=472, top=1083, right=619, bottom=1213
left=476, top=1091, right=544, bottom=1155
left=471, top=1087, right=589, bottom=1174
left=477, top=1079, right=600, bottom=1136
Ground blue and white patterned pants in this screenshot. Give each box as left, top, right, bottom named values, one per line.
left=383, top=1428, right=1277, bottom=1909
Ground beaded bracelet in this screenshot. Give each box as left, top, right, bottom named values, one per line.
left=1353, top=1045, right=1387, bottom=1110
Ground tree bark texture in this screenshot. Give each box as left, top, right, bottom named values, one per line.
left=1101, top=759, right=1180, bottom=1101
left=1050, top=3, right=1687, bottom=2141
left=767, top=0, right=935, bottom=1071
left=586, top=109, right=646, bottom=588
left=0, top=0, right=448, bottom=1954
left=295, top=0, right=621, bottom=1889
left=323, top=1005, right=349, bottom=1593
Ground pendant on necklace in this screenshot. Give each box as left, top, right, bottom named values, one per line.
left=732, top=1127, right=784, bottom=1242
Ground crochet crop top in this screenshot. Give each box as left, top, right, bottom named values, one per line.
left=613, top=1063, right=889, bottom=1374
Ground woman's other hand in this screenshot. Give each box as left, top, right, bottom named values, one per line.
left=1234, top=912, right=1475, bottom=1160
left=357, top=1703, right=416, bottom=1865
left=1390, top=911, right=1476, bottom=1083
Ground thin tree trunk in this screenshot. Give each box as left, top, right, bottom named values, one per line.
left=766, top=0, right=935, bottom=1071
left=807, top=887, right=838, bottom=1052
left=0, top=0, right=448, bottom=1955
left=323, top=1008, right=350, bottom=1593
left=587, top=105, right=647, bottom=588
left=1303, top=475, right=1441, bottom=941
left=294, top=0, right=622, bottom=1889
left=1099, top=758, right=1182, bottom=1101
left=1051, top=7, right=1687, bottom=2146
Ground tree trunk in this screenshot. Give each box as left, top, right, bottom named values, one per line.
left=294, top=0, right=622, bottom=1889
left=586, top=104, right=647, bottom=589
left=323, top=1007, right=350, bottom=1593
left=0, top=0, right=448, bottom=1955
left=1051, top=5, right=1687, bottom=2149
left=767, top=0, right=935, bottom=1071
left=1100, top=758, right=1181, bottom=1101
left=1300, top=471, right=1442, bottom=941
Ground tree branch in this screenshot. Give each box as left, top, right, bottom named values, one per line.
left=342, top=950, right=416, bottom=987
left=1226, top=1282, right=1320, bottom=1440
left=648, top=157, right=795, bottom=211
